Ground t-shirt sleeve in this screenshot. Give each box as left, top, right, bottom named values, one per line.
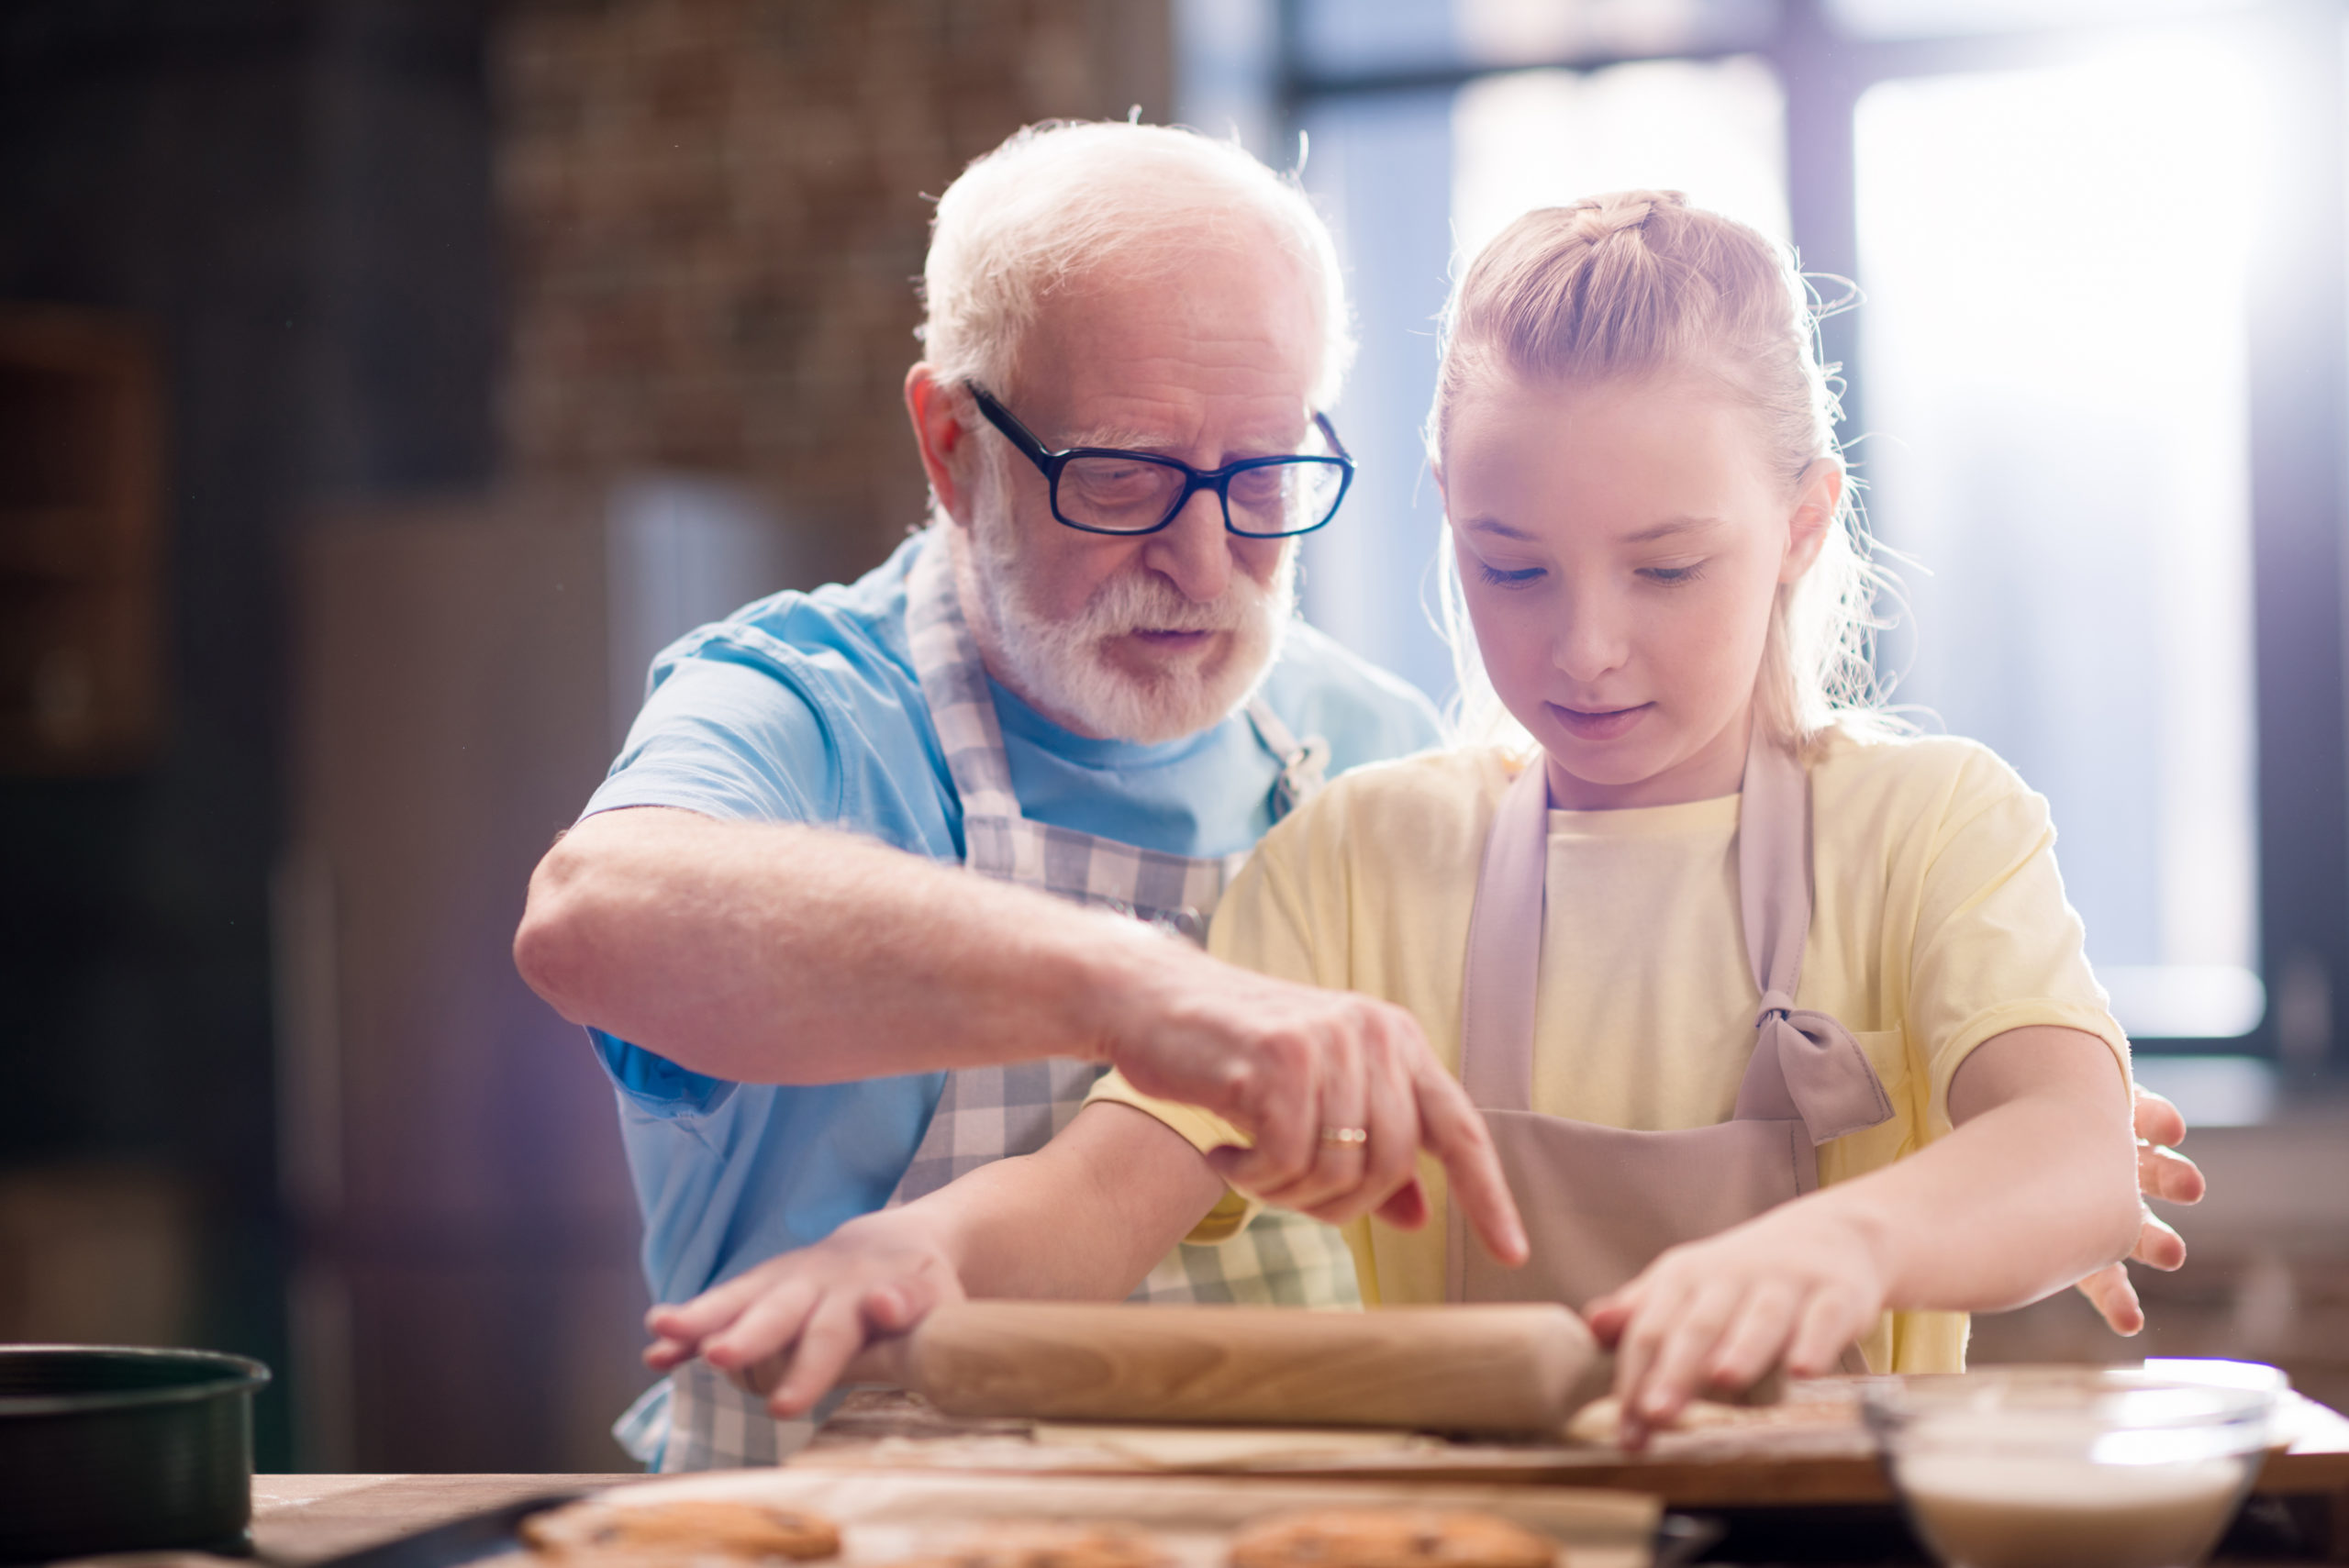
left=1908, top=749, right=2132, bottom=1130
left=1209, top=811, right=1343, bottom=987
left=1082, top=811, right=1338, bottom=1240
left=578, top=645, right=848, bottom=1118
left=584, top=648, right=842, bottom=825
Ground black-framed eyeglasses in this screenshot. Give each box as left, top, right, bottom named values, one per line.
left=965, top=382, right=1355, bottom=539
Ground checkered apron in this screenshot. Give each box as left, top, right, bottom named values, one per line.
left=647, top=530, right=1359, bottom=1469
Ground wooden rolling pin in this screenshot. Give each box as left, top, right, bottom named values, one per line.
left=798, top=1300, right=1612, bottom=1437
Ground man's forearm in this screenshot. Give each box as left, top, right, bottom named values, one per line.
left=515, top=806, right=1184, bottom=1084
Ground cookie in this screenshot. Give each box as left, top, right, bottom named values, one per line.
left=1564, top=1396, right=1749, bottom=1446
left=522, top=1497, right=841, bottom=1562
left=1564, top=1390, right=1843, bottom=1447
left=1228, top=1510, right=1556, bottom=1568
left=880, top=1524, right=1167, bottom=1568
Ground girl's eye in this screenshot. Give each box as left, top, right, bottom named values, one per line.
left=1640, top=562, right=1708, bottom=584
left=1476, top=563, right=1545, bottom=588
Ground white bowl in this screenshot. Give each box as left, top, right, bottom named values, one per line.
left=1861, top=1366, right=2281, bottom=1568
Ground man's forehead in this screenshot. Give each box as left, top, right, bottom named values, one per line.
left=1020, top=240, right=1320, bottom=383
left=1030, top=385, right=1317, bottom=454
left=1012, top=308, right=1322, bottom=453
left=1057, top=393, right=1312, bottom=449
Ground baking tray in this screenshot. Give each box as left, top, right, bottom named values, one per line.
left=301, top=1473, right=1712, bottom=1568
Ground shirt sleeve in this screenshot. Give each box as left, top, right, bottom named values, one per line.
left=578, top=645, right=848, bottom=1118
left=584, top=647, right=842, bottom=825
left=1908, top=748, right=2132, bottom=1131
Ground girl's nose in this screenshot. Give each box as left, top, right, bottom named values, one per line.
left=1138, top=487, right=1233, bottom=604
left=1552, top=587, right=1631, bottom=684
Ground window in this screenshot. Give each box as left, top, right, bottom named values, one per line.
left=1855, top=48, right=2267, bottom=1041
left=1176, top=0, right=2349, bottom=1079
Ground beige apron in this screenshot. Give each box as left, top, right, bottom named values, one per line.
left=1445, top=728, right=1896, bottom=1329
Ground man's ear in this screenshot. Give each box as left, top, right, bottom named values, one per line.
left=906, top=365, right=977, bottom=528
left=1780, top=461, right=1843, bottom=583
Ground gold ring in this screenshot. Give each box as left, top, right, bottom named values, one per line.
left=1319, top=1126, right=1369, bottom=1146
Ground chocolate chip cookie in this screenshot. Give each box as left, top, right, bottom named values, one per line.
left=1228, top=1511, right=1557, bottom=1568
left=523, top=1497, right=841, bottom=1562
left=880, top=1523, right=1167, bottom=1568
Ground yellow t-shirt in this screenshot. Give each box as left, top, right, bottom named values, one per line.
left=1090, top=727, right=2130, bottom=1373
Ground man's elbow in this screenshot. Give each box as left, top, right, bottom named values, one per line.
left=515, top=837, right=604, bottom=1023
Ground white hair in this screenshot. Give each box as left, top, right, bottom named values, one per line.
left=920, top=120, right=1354, bottom=406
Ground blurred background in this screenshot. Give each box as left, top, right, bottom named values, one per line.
left=2, top=0, right=2344, bottom=1474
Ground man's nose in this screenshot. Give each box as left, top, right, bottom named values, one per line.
left=1138, top=486, right=1233, bottom=602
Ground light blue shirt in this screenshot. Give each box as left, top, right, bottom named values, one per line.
left=581, top=533, right=1442, bottom=1311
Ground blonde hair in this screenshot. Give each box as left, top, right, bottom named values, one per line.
left=921, top=120, right=1353, bottom=406
left=1430, top=190, right=1893, bottom=751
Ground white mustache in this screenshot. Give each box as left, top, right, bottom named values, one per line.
left=1072, top=571, right=1254, bottom=639
left=965, top=503, right=1296, bottom=743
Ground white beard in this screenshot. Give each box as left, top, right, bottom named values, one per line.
left=963, top=509, right=1297, bottom=745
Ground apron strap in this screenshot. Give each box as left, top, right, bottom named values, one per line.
left=1458, top=755, right=1551, bottom=1113
left=1245, top=697, right=1330, bottom=821
left=906, top=527, right=1026, bottom=822
left=1731, top=728, right=1897, bottom=1144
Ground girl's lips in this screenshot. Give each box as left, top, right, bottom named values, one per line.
left=1548, top=702, right=1652, bottom=742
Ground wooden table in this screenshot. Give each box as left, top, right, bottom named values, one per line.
left=217, top=1383, right=2349, bottom=1568
left=249, top=1474, right=647, bottom=1565
left=797, top=1385, right=2349, bottom=1506
left=791, top=1384, right=2349, bottom=1563
left=217, top=1451, right=2345, bottom=1568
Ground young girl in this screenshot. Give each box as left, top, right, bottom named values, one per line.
left=651, top=192, right=2144, bottom=1438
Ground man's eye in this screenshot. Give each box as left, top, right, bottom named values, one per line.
left=1476, top=563, right=1544, bottom=587
left=1227, top=468, right=1285, bottom=507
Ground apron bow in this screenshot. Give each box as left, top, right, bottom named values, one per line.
left=1745, top=1002, right=1897, bottom=1146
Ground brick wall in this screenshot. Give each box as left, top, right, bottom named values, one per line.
left=495, top=0, right=1173, bottom=588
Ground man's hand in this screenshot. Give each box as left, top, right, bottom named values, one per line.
left=1095, top=949, right=1530, bottom=1269
left=643, top=1209, right=965, bottom=1418
left=2072, top=1084, right=2207, bottom=1335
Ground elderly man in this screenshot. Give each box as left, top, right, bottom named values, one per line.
left=518, top=120, right=2200, bottom=1473
left=516, top=121, right=1528, bottom=1471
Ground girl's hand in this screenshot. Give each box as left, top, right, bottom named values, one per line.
left=1582, top=1205, right=1888, bottom=1447
left=642, top=1209, right=966, bottom=1418
left=2072, top=1084, right=2206, bottom=1335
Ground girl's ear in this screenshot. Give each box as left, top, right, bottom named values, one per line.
left=1779, top=460, right=1843, bottom=584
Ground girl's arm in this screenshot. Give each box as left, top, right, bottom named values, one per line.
left=641, top=1102, right=1228, bottom=1416
left=1586, top=1024, right=2139, bottom=1444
